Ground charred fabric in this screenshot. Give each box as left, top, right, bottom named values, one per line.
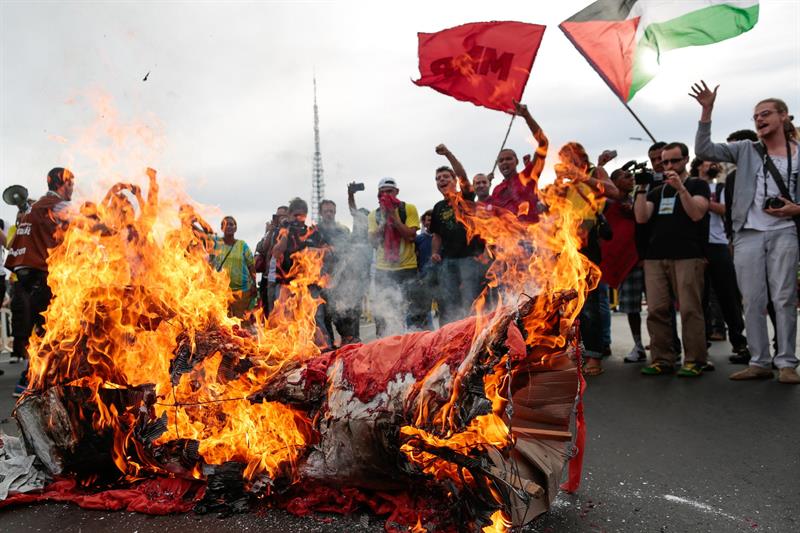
left=9, top=293, right=581, bottom=531
left=0, top=176, right=587, bottom=532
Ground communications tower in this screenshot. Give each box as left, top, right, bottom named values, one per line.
left=311, top=76, right=325, bottom=223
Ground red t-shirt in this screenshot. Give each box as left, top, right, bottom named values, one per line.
left=487, top=173, right=539, bottom=223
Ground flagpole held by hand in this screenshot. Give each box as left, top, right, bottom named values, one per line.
left=490, top=113, right=517, bottom=175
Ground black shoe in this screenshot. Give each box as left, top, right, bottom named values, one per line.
left=729, top=347, right=751, bottom=365
left=699, top=361, right=715, bottom=372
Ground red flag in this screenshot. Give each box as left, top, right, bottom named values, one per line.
left=413, top=21, right=546, bottom=113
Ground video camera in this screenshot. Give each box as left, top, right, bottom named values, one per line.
left=622, top=160, right=654, bottom=186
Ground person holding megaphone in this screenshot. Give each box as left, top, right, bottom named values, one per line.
left=4, top=167, right=75, bottom=397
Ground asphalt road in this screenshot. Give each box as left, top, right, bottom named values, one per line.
left=1, top=314, right=799, bottom=532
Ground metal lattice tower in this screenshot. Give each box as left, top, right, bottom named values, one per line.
left=311, top=76, right=325, bottom=223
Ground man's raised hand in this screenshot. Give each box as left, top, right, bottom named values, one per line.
left=689, top=80, right=719, bottom=110
left=513, top=100, right=530, bottom=118
left=435, top=144, right=449, bottom=156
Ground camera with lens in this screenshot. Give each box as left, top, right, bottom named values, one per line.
left=622, top=160, right=654, bottom=186
left=763, top=197, right=786, bottom=210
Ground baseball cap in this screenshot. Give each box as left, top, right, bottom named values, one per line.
left=378, top=177, right=398, bottom=190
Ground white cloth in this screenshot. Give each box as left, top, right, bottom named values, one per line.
left=744, top=150, right=799, bottom=232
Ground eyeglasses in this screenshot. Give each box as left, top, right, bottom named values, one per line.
left=752, top=110, right=776, bottom=121
left=661, top=157, right=685, bottom=166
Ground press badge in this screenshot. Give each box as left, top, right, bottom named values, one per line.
left=658, top=197, right=676, bottom=215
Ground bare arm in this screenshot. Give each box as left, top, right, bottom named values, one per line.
left=586, top=166, right=619, bottom=199
left=666, top=173, right=709, bottom=222
left=435, top=144, right=471, bottom=194
left=347, top=182, right=358, bottom=215
left=634, top=189, right=654, bottom=224
left=431, top=233, right=442, bottom=263
left=709, top=200, right=725, bottom=216
left=515, top=101, right=548, bottom=178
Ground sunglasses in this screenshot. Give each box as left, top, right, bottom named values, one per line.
left=661, top=157, right=686, bottom=166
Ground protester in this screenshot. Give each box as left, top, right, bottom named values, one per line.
left=210, top=216, right=256, bottom=319
left=488, top=101, right=547, bottom=223
left=272, top=197, right=329, bottom=347
left=556, top=143, right=618, bottom=375
left=317, top=199, right=358, bottom=346
left=601, top=168, right=646, bottom=363
left=473, top=173, right=492, bottom=204
left=367, top=177, right=425, bottom=336
left=692, top=81, right=800, bottom=384
left=255, top=206, right=288, bottom=317
left=690, top=157, right=750, bottom=360
left=4, top=167, right=75, bottom=396
left=346, top=183, right=373, bottom=340
left=723, top=129, right=779, bottom=363
left=634, top=142, right=711, bottom=377
left=0, top=220, right=6, bottom=376
left=429, top=145, right=484, bottom=325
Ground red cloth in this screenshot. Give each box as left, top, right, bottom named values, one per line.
left=0, top=477, right=203, bottom=514
left=488, top=173, right=539, bottom=223
left=379, top=194, right=403, bottom=263
left=599, top=200, right=639, bottom=288
left=413, top=21, right=546, bottom=113
left=560, top=345, right=587, bottom=494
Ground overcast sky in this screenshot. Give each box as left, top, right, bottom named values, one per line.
left=1, top=0, right=799, bottom=246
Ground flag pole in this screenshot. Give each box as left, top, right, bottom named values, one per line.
left=490, top=113, right=517, bottom=175
left=622, top=102, right=657, bottom=144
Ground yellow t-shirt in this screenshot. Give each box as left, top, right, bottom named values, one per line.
left=368, top=203, right=420, bottom=271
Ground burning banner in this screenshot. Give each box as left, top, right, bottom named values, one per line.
left=1, top=120, right=597, bottom=530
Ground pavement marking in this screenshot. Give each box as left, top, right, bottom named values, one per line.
left=663, top=494, right=739, bottom=522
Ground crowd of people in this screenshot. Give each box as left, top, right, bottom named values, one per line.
left=2, top=84, right=799, bottom=398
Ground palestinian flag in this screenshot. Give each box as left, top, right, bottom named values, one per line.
left=560, top=1, right=759, bottom=102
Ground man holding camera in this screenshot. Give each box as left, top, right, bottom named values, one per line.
left=693, top=81, right=799, bottom=384
left=634, top=143, right=711, bottom=377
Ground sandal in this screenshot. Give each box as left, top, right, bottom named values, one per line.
left=582, top=363, right=604, bottom=376
left=641, top=362, right=673, bottom=376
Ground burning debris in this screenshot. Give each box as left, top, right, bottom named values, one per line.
left=2, top=170, right=596, bottom=532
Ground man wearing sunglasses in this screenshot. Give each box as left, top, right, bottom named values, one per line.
left=634, top=143, right=711, bottom=377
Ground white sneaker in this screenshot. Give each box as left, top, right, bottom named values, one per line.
left=624, top=347, right=646, bottom=363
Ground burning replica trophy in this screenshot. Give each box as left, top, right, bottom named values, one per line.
left=3, top=168, right=595, bottom=531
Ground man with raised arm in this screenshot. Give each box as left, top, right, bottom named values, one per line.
left=693, top=80, right=800, bottom=384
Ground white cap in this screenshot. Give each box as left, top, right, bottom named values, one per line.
left=378, top=177, right=398, bottom=190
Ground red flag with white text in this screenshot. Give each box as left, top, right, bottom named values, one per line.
left=413, top=21, right=546, bottom=113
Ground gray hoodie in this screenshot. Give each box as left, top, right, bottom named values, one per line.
left=695, top=121, right=800, bottom=233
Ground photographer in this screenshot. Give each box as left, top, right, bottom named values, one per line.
left=255, top=206, right=288, bottom=317
left=634, top=142, right=710, bottom=377
left=272, top=197, right=329, bottom=345
left=693, top=81, right=799, bottom=384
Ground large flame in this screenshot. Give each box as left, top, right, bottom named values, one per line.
left=22, top=97, right=598, bottom=530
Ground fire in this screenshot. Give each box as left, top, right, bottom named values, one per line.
left=397, top=152, right=600, bottom=525
left=18, top=96, right=595, bottom=529
left=25, top=165, right=323, bottom=483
